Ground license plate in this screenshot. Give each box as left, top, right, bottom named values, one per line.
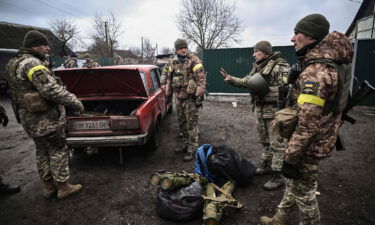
left=72, top=120, right=110, bottom=130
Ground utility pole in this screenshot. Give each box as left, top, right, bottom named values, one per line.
left=104, top=21, right=109, bottom=56
left=141, top=36, right=144, bottom=63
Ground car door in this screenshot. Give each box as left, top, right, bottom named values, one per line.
left=150, top=68, right=167, bottom=116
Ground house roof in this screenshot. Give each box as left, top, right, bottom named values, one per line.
left=345, top=0, right=375, bottom=36
left=114, top=50, right=137, bottom=58
left=0, top=21, right=73, bottom=56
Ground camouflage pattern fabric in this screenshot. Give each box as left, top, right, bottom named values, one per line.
left=5, top=48, right=83, bottom=185
left=165, top=53, right=206, bottom=155
left=257, top=118, right=285, bottom=171
left=64, top=58, right=78, bottom=68
left=5, top=49, right=83, bottom=138
left=278, top=158, right=320, bottom=225
left=33, top=128, right=69, bottom=182
left=176, top=98, right=199, bottom=154
left=83, top=59, right=101, bottom=68
left=280, top=31, right=353, bottom=225
left=286, top=31, right=353, bottom=162
left=226, top=51, right=290, bottom=170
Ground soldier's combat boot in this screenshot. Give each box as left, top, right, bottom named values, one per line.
left=183, top=152, right=195, bottom=162
left=260, top=210, right=287, bottom=225
left=43, top=179, right=57, bottom=198
left=263, top=171, right=284, bottom=191
left=0, top=182, right=20, bottom=195
left=175, top=145, right=188, bottom=154
left=57, top=182, right=82, bottom=200
left=255, top=160, right=273, bottom=176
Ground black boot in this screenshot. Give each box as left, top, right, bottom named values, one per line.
left=175, top=145, right=188, bottom=154
left=263, top=171, right=284, bottom=191
left=255, top=160, right=273, bottom=176
left=0, top=182, right=21, bottom=195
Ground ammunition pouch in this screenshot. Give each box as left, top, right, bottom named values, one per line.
left=186, top=79, right=197, bottom=95
left=273, top=107, right=298, bottom=139
left=24, top=92, right=51, bottom=113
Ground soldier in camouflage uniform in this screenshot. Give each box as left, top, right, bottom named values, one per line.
left=83, top=54, right=101, bottom=68
left=260, top=14, right=353, bottom=225
left=64, top=52, right=78, bottom=68
left=0, top=104, right=21, bottom=195
left=220, top=41, right=290, bottom=191
left=162, top=39, right=206, bottom=162
left=5, top=30, right=85, bottom=200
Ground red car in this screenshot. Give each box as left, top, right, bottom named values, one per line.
left=54, top=65, right=171, bottom=152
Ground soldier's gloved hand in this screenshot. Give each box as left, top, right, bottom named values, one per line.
left=196, top=96, right=203, bottom=108
left=281, top=161, right=300, bottom=179
left=0, top=112, right=9, bottom=127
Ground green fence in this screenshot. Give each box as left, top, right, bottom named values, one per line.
left=202, top=46, right=297, bottom=93
left=352, top=39, right=375, bottom=106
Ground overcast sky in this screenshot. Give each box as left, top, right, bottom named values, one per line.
left=0, top=0, right=361, bottom=52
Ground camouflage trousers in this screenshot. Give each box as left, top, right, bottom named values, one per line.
left=278, top=158, right=320, bottom=225
left=256, top=117, right=285, bottom=171
left=176, top=98, right=199, bottom=154
left=32, top=129, right=70, bottom=183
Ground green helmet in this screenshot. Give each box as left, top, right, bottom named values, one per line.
left=247, top=73, right=270, bottom=97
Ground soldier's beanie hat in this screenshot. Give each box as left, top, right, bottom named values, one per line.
left=294, top=13, right=330, bottom=41
left=23, top=30, right=49, bottom=48
left=254, top=41, right=273, bottom=55
left=174, top=38, right=188, bottom=50
left=84, top=54, right=90, bottom=58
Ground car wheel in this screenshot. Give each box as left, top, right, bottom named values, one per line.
left=146, top=120, right=160, bottom=151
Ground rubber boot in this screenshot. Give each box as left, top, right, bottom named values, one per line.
left=183, top=152, right=195, bottom=162
left=263, top=171, right=284, bottom=191
left=57, top=182, right=82, bottom=199
left=0, top=182, right=20, bottom=195
left=260, top=210, right=287, bottom=225
left=43, top=179, right=58, bottom=198
left=175, top=145, right=188, bottom=154
left=255, top=160, right=273, bottom=176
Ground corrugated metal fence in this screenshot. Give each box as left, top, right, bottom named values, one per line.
left=202, top=46, right=297, bottom=93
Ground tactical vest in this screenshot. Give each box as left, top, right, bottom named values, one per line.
left=251, top=57, right=289, bottom=104
left=171, top=58, right=193, bottom=89
left=303, top=58, right=351, bottom=115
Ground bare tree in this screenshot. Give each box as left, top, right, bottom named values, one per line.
left=177, top=0, right=243, bottom=50
left=142, top=38, right=157, bottom=63
left=49, top=17, right=80, bottom=53
left=89, top=12, right=123, bottom=57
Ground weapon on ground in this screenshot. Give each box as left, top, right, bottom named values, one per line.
left=150, top=171, right=208, bottom=191
left=336, top=80, right=375, bottom=150
left=202, top=181, right=243, bottom=225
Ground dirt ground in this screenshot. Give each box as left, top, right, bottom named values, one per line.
left=0, top=95, right=374, bottom=225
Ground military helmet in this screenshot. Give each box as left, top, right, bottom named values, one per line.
left=247, top=73, right=270, bottom=97
left=84, top=54, right=91, bottom=58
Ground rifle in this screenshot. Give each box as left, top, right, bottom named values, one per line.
left=202, top=181, right=243, bottom=225
left=336, top=80, right=375, bottom=150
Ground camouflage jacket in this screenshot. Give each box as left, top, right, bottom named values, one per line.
left=5, top=49, right=83, bottom=138
left=83, top=59, right=101, bottom=68
left=227, top=51, right=290, bottom=118
left=165, top=53, right=206, bottom=99
left=285, top=31, right=353, bottom=162
left=64, top=58, right=78, bottom=68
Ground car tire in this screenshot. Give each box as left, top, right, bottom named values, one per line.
left=146, top=120, right=160, bottom=151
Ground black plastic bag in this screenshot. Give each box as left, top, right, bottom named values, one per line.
left=156, top=181, right=204, bottom=222
left=207, top=144, right=256, bottom=186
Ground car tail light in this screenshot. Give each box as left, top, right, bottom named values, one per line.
left=110, top=117, right=139, bottom=130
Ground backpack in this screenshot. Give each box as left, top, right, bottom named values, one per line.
left=304, top=58, right=352, bottom=115
left=195, top=144, right=256, bottom=186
